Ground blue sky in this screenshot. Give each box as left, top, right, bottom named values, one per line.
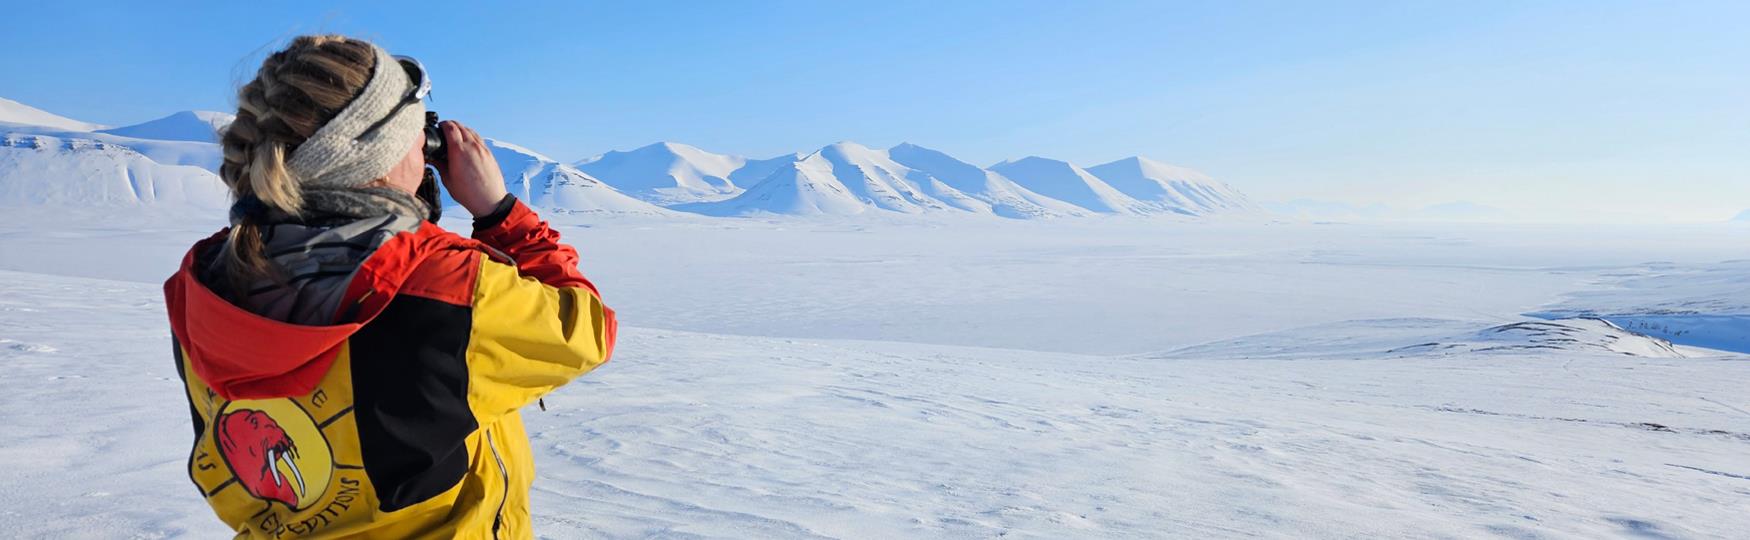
left=3, top=1, right=1745, bottom=221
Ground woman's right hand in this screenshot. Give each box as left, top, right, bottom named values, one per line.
left=438, top=120, right=511, bottom=217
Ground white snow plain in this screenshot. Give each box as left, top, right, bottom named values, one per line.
left=0, top=212, right=1747, bottom=539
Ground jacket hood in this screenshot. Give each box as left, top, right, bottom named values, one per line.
left=165, top=220, right=487, bottom=401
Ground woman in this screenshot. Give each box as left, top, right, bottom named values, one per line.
left=163, top=35, right=616, bottom=539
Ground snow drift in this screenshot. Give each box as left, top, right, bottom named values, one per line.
left=0, top=133, right=227, bottom=207
left=1157, top=317, right=1691, bottom=360
left=1396, top=318, right=1689, bottom=358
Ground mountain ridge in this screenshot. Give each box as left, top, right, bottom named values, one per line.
left=0, top=97, right=1258, bottom=221
left=97, top=110, right=235, bottom=144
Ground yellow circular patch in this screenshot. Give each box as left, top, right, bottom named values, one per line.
left=214, top=398, right=335, bottom=510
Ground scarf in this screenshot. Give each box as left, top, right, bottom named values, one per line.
left=230, top=185, right=431, bottom=228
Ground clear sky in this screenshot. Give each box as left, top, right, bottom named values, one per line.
left=3, top=1, right=1745, bottom=222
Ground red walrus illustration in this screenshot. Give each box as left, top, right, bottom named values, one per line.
left=215, top=409, right=306, bottom=506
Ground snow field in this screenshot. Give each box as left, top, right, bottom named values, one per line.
left=2, top=271, right=1747, bottom=538
left=3, top=216, right=1750, bottom=538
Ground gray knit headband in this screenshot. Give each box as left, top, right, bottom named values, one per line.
left=284, top=44, right=425, bottom=189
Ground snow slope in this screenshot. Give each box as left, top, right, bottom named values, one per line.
left=810, top=141, right=956, bottom=214
left=1529, top=259, right=1750, bottom=353
left=675, top=151, right=868, bottom=216
left=729, top=152, right=804, bottom=188
left=1, top=121, right=223, bottom=172
left=0, top=133, right=227, bottom=207
left=575, top=142, right=747, bottom=205
left=888, top=143, right=1087, bottom=218
left=1085, top=156, right=1256, bottom=216
left=487, top=139, right=672, bottom=215
left=0, top=96, right=107, bottom=131
left=989, top=157, right=1149, bottom=215
left=1172, top=318, right=1694, bottom=359
left=97, top=110, right=235, bottom=144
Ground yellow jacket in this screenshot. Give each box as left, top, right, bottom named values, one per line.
left=164, top=198, right=615, bottom=539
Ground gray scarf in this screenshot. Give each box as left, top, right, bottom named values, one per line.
left=230, top=185, right=430, bottom=227
left=299, top=186, right=430, bottom=224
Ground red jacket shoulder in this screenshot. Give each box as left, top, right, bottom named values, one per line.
left=398, top=245, right=481, bottom=307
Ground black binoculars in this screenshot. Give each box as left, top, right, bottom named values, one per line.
left=423, top=111, right=448, bottom=166
left=417, top=111, right=448, bottom=222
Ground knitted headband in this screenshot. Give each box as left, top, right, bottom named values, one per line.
left=284, top=44, right=425, bottom=189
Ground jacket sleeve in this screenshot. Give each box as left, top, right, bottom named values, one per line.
left=464, top=197, right=616, bottom=421
left=472, top=195, right=599, bottom=292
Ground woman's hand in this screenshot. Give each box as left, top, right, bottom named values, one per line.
left=438, top=120, right=511, bottom=217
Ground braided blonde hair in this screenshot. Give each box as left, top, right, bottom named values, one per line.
left=218, top=35, right=376, bottom=283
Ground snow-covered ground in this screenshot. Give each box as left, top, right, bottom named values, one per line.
left=1, top=214, right=1747, bottom=539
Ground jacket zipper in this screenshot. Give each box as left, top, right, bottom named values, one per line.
left=485, top=430, right=509, bottom=539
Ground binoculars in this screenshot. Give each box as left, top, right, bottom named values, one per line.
left=417, top=111, right=448, bottom=222
left=423, top=111, right=448, bottom=166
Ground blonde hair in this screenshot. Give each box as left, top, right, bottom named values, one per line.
left=219, top=35, right=376, bottom=283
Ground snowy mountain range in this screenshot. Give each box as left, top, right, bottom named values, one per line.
left=487, top=140, right=670, bottom=215
left=595, top=140, right=1259, bottom=218
left=0, top=97, right=1259, bottom=220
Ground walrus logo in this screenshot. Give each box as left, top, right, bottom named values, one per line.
left=214, top=399, right=334, bottom=509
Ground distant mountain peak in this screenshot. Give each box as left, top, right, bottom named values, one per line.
left=990, top=157, right=1143, bottom=214
left=485, top=138, right=671, bottom=215
left=817, top=140, right=884, bottom=160
left=1086, top=155, right=1249, bottom=215
left=97, top=110, right=235, bottom=144
left=635, top=141, right=706, bottom=154
left=574, top=141, right=750, bottom=205
left=0, top=97, right=108, bottom=132
left=995, top=155, right=1078, bottom=169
